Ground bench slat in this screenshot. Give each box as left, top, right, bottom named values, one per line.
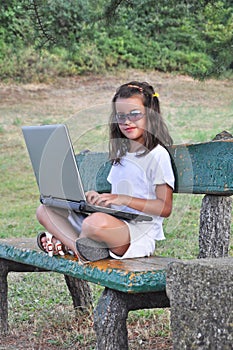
left=170, top=140, right=233, bottom=195
left=76, top=140, right=233, bottom=195
left=0, top=239, right=177, bottom=293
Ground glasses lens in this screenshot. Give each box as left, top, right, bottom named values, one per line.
left=115, top=110, right=144, bottom=123
left=116, top=113, right=126, bottom=123
left=129, top=110, right=144, bottom=121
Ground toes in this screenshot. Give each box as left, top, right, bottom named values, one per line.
left=41, top=236, right=47, bottom=244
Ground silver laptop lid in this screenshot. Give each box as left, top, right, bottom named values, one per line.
left=22, top=124, right=86, bottom=202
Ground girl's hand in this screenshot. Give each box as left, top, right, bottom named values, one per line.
left=86, top=184, right=173, bottom=217
left=85, top=191, right=101, bottom=205
left=96, top=194, right=130, bottom=207
left=85, top=191, right=129, bottom=208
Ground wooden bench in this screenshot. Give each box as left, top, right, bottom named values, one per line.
left=0, top=132, right=232, bottom=349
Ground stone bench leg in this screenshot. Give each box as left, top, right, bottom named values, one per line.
left=64, top=275, right=92, bottom=313
left=167, top=258, right=233, bottom=350
left=94, top=288, right=128, bottom=350
left=94, top=287, right=170, bottom=350
left=0, top=259, right=9, bottom=334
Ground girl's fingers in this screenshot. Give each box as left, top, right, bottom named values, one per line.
left=96, top=194, right=118, bottom=207
left=86, top=192, right=125, bottom=207
left=85, top=191, right=99, bottom=204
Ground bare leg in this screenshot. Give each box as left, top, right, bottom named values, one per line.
left=37, top=205, right=130, bottom=257
left=80, top=212, right=130, bottom=256
left=36, top=204, right=79, bottom=254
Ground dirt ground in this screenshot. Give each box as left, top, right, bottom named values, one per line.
left=0, top=69, right=219, bottom=127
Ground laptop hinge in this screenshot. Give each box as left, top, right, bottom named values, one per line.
left=40, top=195, right=86, bottom=213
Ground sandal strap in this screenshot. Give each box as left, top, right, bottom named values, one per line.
left=46, top=232, right=54, bottom=257
left=55, top=241, right=65, bottom=256
left=37, top=231, right=74, bottom=257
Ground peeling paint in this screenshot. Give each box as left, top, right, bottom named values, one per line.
left=0, top=239, right=177, bottom=293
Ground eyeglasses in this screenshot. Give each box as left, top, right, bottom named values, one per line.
left=115, top=110, right=145, bottom=124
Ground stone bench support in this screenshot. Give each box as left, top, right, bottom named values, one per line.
left=166, top=258, right=233, bottom=350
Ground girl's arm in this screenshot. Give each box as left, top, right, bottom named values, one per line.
left=86, top=184, right=173, bottom=218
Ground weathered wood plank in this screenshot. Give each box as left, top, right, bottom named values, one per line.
left=76, top=151, right=111, bottom=193
left=170, top=140, right=233, bottom=195
left=76, top=139, right=233, bottom=195
left=0, top=239, right=176, bottom=293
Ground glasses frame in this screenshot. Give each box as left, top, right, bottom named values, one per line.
left=115, top=111, right=145, bottom=124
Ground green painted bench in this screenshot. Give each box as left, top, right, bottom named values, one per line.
left=0, top=132, right=232, bottom=349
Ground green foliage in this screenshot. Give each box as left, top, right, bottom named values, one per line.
left=201, top=1, right=233, bottom=77
left=0, top=1, right=34, bottom=45
left=30, top=0, right=92, bottom=47
left=0, top=46, right=77, bottom=82
left=0, top=0, right=232, bottom=81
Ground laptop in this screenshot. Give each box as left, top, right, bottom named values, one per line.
left=22, top=124, right=152, bottom=222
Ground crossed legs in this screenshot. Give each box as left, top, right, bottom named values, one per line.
left=36, top=204, right=130, bottom=257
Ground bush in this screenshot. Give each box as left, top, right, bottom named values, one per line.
left=0, top=0, right=232, bottom=81
left=0, top=46, right=77, bottom=82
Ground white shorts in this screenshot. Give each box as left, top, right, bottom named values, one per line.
left=109, top=220, right=156, bottom=260
left=68, top=212, right=156, bottom=260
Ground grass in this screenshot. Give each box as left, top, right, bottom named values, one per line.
left=0, top=70, right=233, bottom=349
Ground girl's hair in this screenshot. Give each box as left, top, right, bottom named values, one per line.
left=109, top=81, right=173, bottom=164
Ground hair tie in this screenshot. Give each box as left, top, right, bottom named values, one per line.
left=152, top=92, right=159, bottom=98
left=127, top=84, right=143, bottom=92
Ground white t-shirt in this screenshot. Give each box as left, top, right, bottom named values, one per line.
left=107, top=144, right=175, bottom=240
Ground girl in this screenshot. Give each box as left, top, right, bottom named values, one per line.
left=36, top=81, right=175, bottom=262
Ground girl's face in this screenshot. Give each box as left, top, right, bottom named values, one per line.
left=115, top=96, right=146, bottom=150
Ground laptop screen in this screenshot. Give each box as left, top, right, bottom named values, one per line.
left=22, top=124, right=86, bottom=202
